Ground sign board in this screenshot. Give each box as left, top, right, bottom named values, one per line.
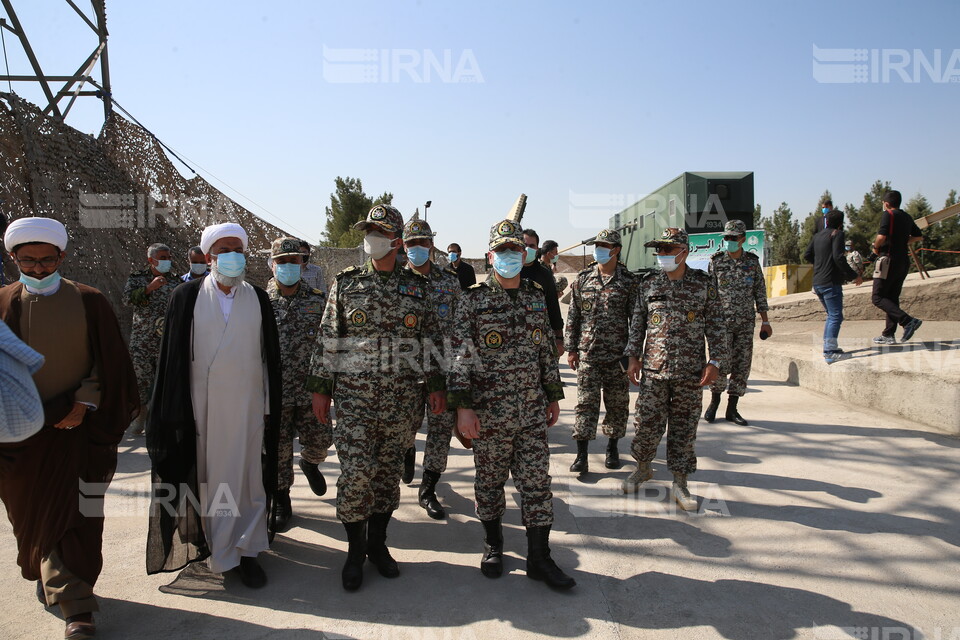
left=686, top=230, right=765, bottom=272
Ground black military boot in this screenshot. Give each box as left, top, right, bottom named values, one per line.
left=299, top=459, right=327, bottom=496
left=525, top=525, right=576, bottom=590
left=703, top=392, right=722, bottom=423
left=418, top=470, right=445, bottom=520
left=605, top=438, right=621, bottom=469
left=725, top=395, right=748, bottom=426
left=367, top=512, right=400, bottom=578
left=569, top=440, right=589, bottom=473
left=272, top=489, right=292, bottom=533
left=402, top=446, right=416, bottom=484
left=480, top=518, right=503, bottom=578
left=342, top=520, right=367, bottom=591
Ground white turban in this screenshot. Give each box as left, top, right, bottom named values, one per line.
left=3, top=217, right=69, bottom=252
left=200, top=222, right=248, bottom=254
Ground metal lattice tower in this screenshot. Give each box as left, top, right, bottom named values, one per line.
left=0, top=0, right=112, bottom=122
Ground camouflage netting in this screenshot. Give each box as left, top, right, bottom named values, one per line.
left=0, top=93, right=359, bottom=337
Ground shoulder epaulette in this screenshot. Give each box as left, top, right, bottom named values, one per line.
left=336, top=265, right=362, bottom=278
left=467, top=282, right=486, bottom=290
left=527, top=279, right=544, bottom=291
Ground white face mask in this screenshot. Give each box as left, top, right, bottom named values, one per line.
left=656, top=251, right=684, bottom=273
left=364, top=232, right=395, bottom=260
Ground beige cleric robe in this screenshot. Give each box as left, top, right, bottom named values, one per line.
left=190, top=276, right=270, bottom=573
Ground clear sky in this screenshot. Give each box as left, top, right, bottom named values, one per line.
left=4, top=0, right=958, bottom=257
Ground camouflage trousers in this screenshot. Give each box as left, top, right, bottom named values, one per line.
left=333, top=388, right=422, bottom=523
left=631, top=377, right=702, bottom=475
left=709, top=321, right=755, bottom=397
left=278, top=404, right=333, bottom=492
left=405, top=386, right=456, bottom=475
left=131, top=349, right=159, bottom=407
left=573, top=359, right=630, bottom=441
left=472, top=418, right=554, bottom=527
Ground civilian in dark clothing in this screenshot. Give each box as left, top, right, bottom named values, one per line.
left=871, top=190, right=924, bottom=344
left=522, top=229, right=564, bottom=356
left=446, top=243, right=476, bottom=290
left=804, top=210, right=863, bottom=363
left=814, top=199, right=836, bottom=233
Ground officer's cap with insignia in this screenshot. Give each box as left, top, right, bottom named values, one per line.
left=644, top=227, right=689, bottom=249
left=271, top=236, right=305, bottom=259
left=488, top=218, right=525, bottom=251
left=353, top=204, right=404, bottom=235
left=403, top=217, right=435, bottom=242
left=586, top=228, right=622, bottom=246
left=722, top=219, right=747, bottom=239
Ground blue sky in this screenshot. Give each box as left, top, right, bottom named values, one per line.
left=4, top=0, right=958, bottom=256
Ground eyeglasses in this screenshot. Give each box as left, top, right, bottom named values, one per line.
left=654, top=246, right=685, bottom=256
left=15, top=256, right=60, bottom=268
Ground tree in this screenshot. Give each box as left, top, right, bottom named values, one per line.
left=937, top=189, right=960, bottom=268
left=321, top=177, right=393, bottom=248
left=846, top=179, right=892, bottom=255
left=905, top=194, right=944, bottom=269
left=752, top=203, right=762, bottom=228
left=761, top=202, right=800, bottom=265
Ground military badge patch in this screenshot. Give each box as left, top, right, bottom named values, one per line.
left=154, top=316, right=164, bottom=337
left=497, top=221, right=516, bottom=236
left=370, top=206, right=387, bottom=220
left=687, top=311, right=696, bottom=322
left=351, top=309, right=367, bottom=326
left=582, top=300, right=593, bottom=311
left=532, top=327, right=543, bottom=345
left=484, top=331, right=504, bottom=349
left=438, top=303, right=450, bottom=318
left=708, top=286, right=717, bottom=299
left=651, top=312, right=662, bottom=326
left=403, top=313, right=419, bottom=329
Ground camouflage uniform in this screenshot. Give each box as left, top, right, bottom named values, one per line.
left=708, top=224, right=768, bottom=398
left=625, top=229, right=727, bottom=474
left=564, top=241, right=639, bottom=441
left=447, top=220, right=564, bottom=527
left=123, top=268, right=180, bottom=405
left=846, top=250, right=864, bottom=276
left=306, top=207, right=443, bottom=524
left=402, top=219, right=462, bottom=475
left=267, top=269, right=331, bottom=493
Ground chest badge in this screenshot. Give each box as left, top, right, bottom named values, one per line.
left=351, top=309, right=367, bottom=326
left=687, top=311, right=696, bottom=322
left=484, top=330, right=504, bottom=349
left=582, top=300, right=593, bottom=311
left=403, top=313, right=419, bottom=329
left=437, top=303, right=450, bottom=318
left=651, top=312, right=663, bottom=326
left=532, top=327, right=543, bottom=345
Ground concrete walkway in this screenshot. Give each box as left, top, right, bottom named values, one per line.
left=2, top=368, right=960, bottom=639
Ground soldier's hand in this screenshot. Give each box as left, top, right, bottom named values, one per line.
left=546, top=401, right=561, bottom=427
left=458, top=408, right=481, bottom=440
left=428, top=391, right=447, bottom=414
left=146, top=276, right=166, bottom=293
left=555, top=339, right=565, bottom=359
left=312, top=393, right=332, bottom=424
left=627, top=357, right=641, bottom=386
left=567, top=351, right=580, bottom=371
left=54, top=402, right=87, bottom=429
left=699, top=363, right=719, bottom=387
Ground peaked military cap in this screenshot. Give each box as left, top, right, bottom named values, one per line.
left=354, top=204, right=404, bottom=234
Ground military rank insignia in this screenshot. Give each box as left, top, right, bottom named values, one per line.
left=351, top=309, right=367, bottom=326
left=403, top=313, right=419, bottom=329
left=526, top=301, right=546, bottom=312
left=531, top=327, right=543, bottom=345
left=484, top=330, right=503, bottom=349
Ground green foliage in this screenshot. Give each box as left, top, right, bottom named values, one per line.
left=321, top=177, right=393, bottom=248
left=799, top=189, right=832, bottom=253
left=846, top=179, right=891, bottom=255
left=760, top=202, right=800, bottom=265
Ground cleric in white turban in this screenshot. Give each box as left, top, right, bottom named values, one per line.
left=147, top=221, right=282, bottom=589
left=0, top=216, right=138, bottom=639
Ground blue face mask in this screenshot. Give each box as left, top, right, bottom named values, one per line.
left=215, top=252, right=246, bottom=277
left=524, top=247, right=537, bottom=265
left=20, top=271, right=62, bottom=290
left=406, top=245, right=431, bottom=267
left=492, top=250, right=524, bottom=278
left=190, top=263, right=208, bottom=275
left=448, top=251, right=459, bottom=263
left=724, top=239, right=741, bottom=253
left=822, top=207, right=830, bottom=215
left=155, top=259, right=172, bottom=273
left=593, top=247, right=613, bottom=265
left=551, top=255, right=559, bottom=264
left=275, top=263, right=302, bottom=286
left=656, top=254, right=681, bottom=273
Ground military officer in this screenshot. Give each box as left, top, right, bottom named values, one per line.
left=623, top=228, right=727, bottom=511
left=267, top=237, right=331, bottom=532
left=307, top=204, right=446, bottom=591
left=565, top=228, right=639, bottom=473
left=448, top=218, right=575, bottom=590
left=400, top=216, right=462, bottom=519
left=123, top=242, right=179, bottom=434
left=704, top=220, right=771, bottom=426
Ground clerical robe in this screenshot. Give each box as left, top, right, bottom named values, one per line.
left=146, top=276, right=281, bottom=575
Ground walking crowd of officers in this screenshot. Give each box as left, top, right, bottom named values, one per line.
left=1, top=207, right=772, bottom=638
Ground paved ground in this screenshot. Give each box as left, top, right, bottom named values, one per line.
left=3, top=365, right=959, bottom=640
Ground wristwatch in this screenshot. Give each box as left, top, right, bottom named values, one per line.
left=708, top=360, right=720, bottom=368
